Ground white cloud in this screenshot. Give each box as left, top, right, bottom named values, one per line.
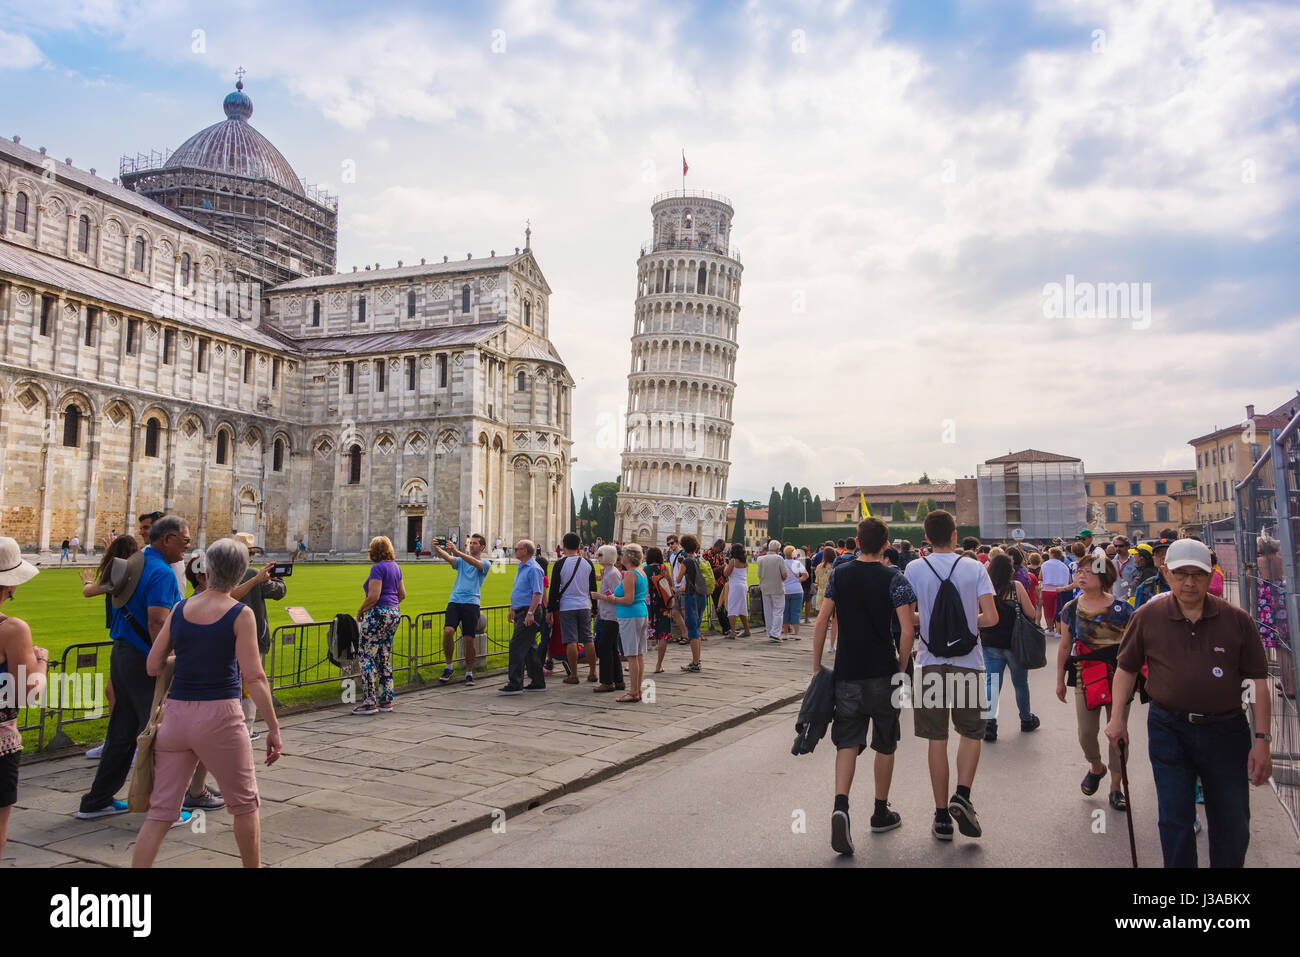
left=0, top=30, right=44, bottom=69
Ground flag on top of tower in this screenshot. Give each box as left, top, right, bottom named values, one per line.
left=682, top=150, right=688, bottom=177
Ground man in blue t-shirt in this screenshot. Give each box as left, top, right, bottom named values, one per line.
left=78, top=514, right=189, bottom=820
left=433, top=533, right=491, bottom=685
left=501, top=540, right=547, bottom=694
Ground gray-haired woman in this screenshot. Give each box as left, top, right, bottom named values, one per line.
left=132, top=538, right=282, bottom=868
left=591, top=545, right=625, bottom=693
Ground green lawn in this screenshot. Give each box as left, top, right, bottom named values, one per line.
left=17, top=558, right=762, bottom=750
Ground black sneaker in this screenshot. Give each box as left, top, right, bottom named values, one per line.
left=947, top=793, right=982, bottom=838
left=464, top=672, right=475, bottom=686
left=498, top=685, right=524, bottom=696
left=438, top=666, right=454, bottom=684
left=523, top=682, right=546, bottom=691
left=932, top=813, right=954, bottom=841
left=1020, top=713, right=1041, bottom=732
left=984, top=719, right=998, bottom=742
left=870, top=804, right=902, bottom=833
left=831, top=809, right=854, bottom=856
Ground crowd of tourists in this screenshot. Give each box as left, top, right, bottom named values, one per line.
left=0, top=507, right=1280, bottom=871
left=800, top=509, right=1274, bottom=869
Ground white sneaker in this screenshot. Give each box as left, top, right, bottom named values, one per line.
left=85, top=742, right=105, bottom=760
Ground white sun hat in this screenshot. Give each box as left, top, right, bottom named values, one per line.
left=0, top=537, right=39, bottom=587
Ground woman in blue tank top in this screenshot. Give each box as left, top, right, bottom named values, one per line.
left=132, top=538, right=282, bottom=868
left=595, top=543, right=648, bottom=703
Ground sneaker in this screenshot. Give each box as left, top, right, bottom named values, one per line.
left=870, top=804, right=902, bottom=833
left=85, top=742, right=105, bottom=760
left=438, top=666, right=455, bottom=684
left=464, top=672, right=475, bottom=686
left=1020, top=714, right=1041, bottom=733
left=831, top=809, right=854, bottom=856
left=543, top=668, right=555, bottom=676
left=932, top=812, right=954, bottom=841
left=351, top=703, right=379, bottom=715
left=378, top=702, right=394, bottom=713
left=249, top=730, right=261, bottom=741
left=984, top=719, right=998, bottom=743
left=524, top=682, right=546, bottom=691
left=498, top=685, right=524, bottom=696
left=947, top=793, right=982, bottom=838
left=770, top=636, right=782, bottom=643
left=170, top=811, right=194, bottom=829
left=183, top=787, right=225, bottom=811
left=680, top=662, right=701, bottom=673
left=76, top=799, right=129, bottom=820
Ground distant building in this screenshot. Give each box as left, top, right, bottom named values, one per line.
left=1084, top=469, right=1195, bottom=540
left=1188, top=395, right=1300, bottom=523
left=725, top=506, right=767, bottom=546
left=977, top=449, right=1086, bottom=540
left=825, top=484, right=957, bottom=523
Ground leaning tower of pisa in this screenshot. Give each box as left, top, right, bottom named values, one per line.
left=614, top=190, right=742, bottom=546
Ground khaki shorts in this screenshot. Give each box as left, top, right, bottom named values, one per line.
left=912, top=664, right=987, bottom=741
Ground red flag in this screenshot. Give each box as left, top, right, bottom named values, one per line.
left=682, top=151, right=688, bottom=177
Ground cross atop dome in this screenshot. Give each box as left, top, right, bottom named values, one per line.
left=224, top=68, right=253, bottom=121
left=234, top=66, right=247, bottom=90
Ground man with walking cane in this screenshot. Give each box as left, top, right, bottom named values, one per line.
left=1105, top=539, right=1273, bottom=868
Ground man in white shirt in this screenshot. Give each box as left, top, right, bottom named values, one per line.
left=665, top=534, right=687, bottom=638
left=1038, top=546, right=1071, bottom=624
left=757, top=539, right=790, bottom=642
left=904, top=510, right=997, bottom=842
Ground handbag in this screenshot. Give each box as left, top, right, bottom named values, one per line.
left=127, top=657, right=175, bottom=812
left=1078, top=655, right=1114, bottom=710
left=1009, top=598, right=1047, bottom=670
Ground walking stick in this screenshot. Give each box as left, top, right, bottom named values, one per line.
left=1118, top=738, right=1138, bottom=868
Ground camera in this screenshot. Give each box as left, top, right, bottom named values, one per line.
left=270, top=562, right=293, bottom=578
left=435, top=537, right=449, bottom=548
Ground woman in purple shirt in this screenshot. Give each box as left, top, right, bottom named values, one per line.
left=353, top=537, right=406, bottom=715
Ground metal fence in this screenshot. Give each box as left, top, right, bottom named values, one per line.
left=1233, top=413, right=1300, bottom=839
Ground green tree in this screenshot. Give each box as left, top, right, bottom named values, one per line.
left=570, top=490, right=577, bottom=531
left=799, top=487, right=813, bottom=525
left=891, top=500, right=906, bottom=522
left=589, top=480, right=620, bottom=541
left=768, top=488, right=783, bottom=543
left=812, top=494, right=822, bottom=522
left=917, top=472, right=932, bottom=485
left=914, top=499, right=930, bottom=522
left=781, top=483, right=796, bottom=533
left=731, top=501, right=747, bottom=545
left=578, top=494, right=592, bottom=544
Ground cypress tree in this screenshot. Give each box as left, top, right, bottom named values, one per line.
left=812, top=494, right=822, bottom=522
left=731, top=501, right=747, bottom=545
left=891, top=500, right=906, bottom=522
left=768, top=488, right=783, bottom=544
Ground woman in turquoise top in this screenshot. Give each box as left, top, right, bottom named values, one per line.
left=595, top=543, right=648, bottom=703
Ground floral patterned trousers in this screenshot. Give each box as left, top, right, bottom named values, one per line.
left=359, top=605, right=400, bottom=706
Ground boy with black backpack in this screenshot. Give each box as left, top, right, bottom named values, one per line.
left=903, top=510, right=999, bottom=842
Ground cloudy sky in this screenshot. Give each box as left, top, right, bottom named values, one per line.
left=3, top=0, right=1298, bottom=504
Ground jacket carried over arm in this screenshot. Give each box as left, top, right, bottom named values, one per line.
left=792, top=666, right=835, bottom=755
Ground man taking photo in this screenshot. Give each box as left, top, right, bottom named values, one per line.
left=434, top=533, right=491, bottom=686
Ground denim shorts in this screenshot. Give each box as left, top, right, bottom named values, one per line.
left=784, top=593, right=803, bottom=624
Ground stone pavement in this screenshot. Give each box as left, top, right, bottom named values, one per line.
left=2, top=632, right=812, bottom=868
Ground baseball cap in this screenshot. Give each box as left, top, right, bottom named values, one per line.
left=1076, top=528, right=1093, bottom=538
left=1133, top=543, right=1154, bottom=557
left=1165, top=538, right=1213, bottom=574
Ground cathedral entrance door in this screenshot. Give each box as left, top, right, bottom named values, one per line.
left=407, top=516, right=423, bottom=554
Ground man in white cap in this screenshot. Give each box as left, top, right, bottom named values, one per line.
left=756, top=539, right=790, bottom=642
left=1106, top=538, right=1272, bottom=868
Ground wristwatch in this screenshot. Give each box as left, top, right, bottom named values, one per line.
left=1256, top=732, right=1272, bottom=743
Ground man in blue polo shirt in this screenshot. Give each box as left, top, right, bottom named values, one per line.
left=500, top=540, right=547, bottom=695
left=435, top=533, right=491, bottom=686
left=78, top=515, right=190, bottom=820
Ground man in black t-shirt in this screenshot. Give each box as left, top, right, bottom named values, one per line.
left=812, top=517, right=918, bottom=857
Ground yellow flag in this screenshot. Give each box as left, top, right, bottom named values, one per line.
left=860, top=493, right=871, bottom=518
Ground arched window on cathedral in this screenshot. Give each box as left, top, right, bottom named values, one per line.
left=523, top=301, right=531, bottom=327
left=180, top=253, right=191, bottom=287
left=273, top=438, right=284, bottom=472
left=133, top=236, right=146, bottom=271
left=144, top=418, right=160, bottom=458
left=77, top=216, right=90, bottom=253
left=14, top=193, right=28, bottom=233
left=62, top=407, right=81, bottom=448
left=348, top=445, right=362, bottom=484
left=215, top=429, right=229, bottom=465
left=407, top=290, right=416, bottom=318
left=462, top=284, right=471, bottom=314
left=516, top=371, right=527, bottom=392
left=357, top=296, right=366, bottom=323
left=312, top=300, right=321, bottom=326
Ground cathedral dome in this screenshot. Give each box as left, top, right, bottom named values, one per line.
left=164, top=82, right=304, bottom=196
